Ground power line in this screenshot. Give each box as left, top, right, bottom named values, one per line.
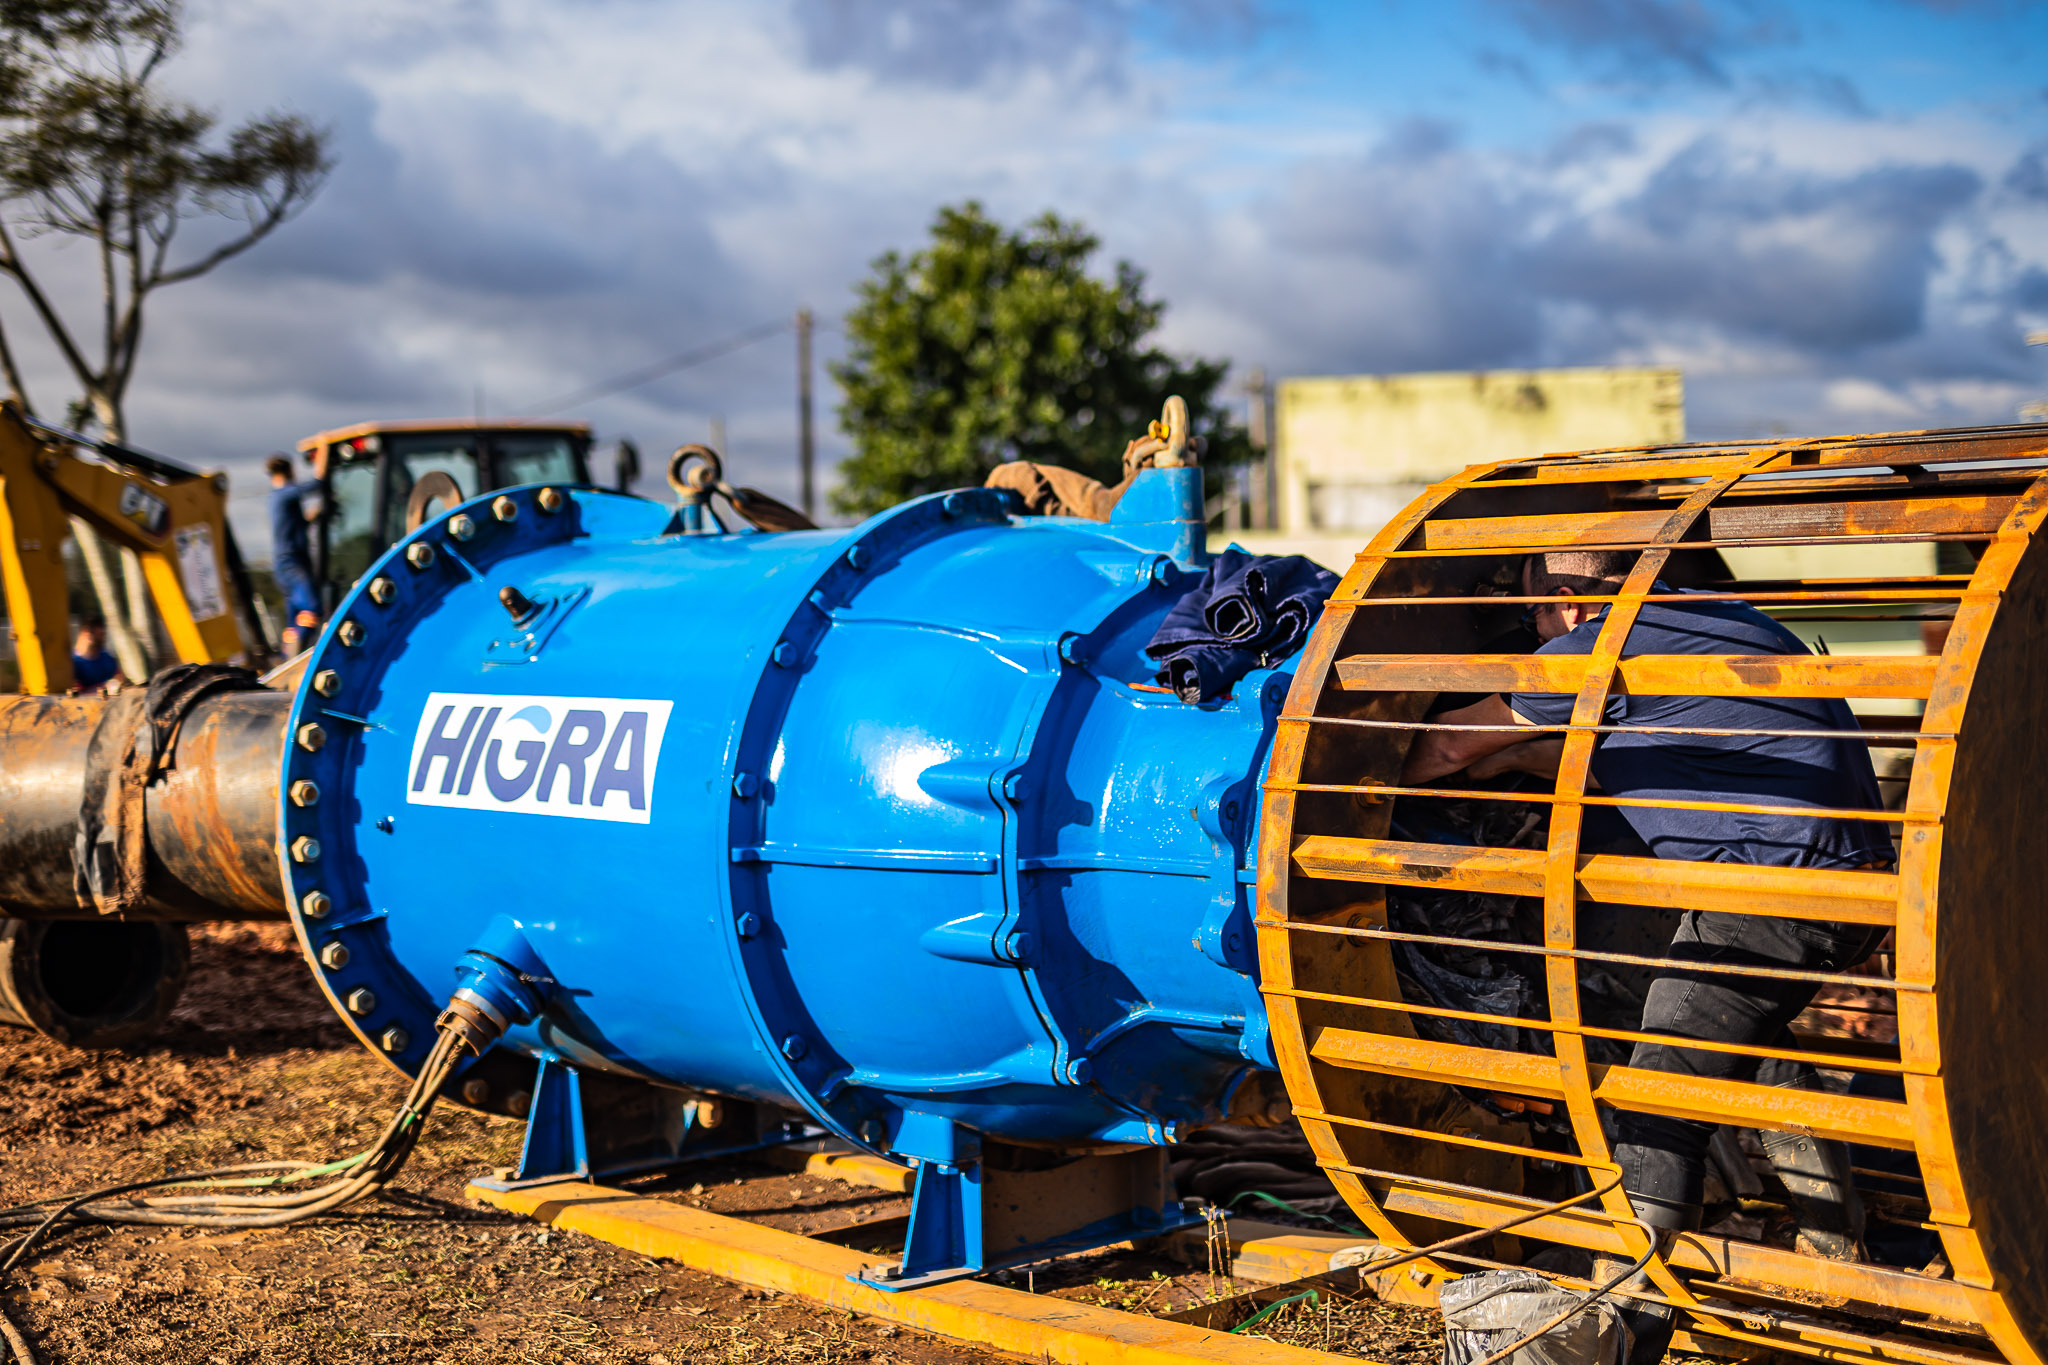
left=523, top=318, right=793, bottom=416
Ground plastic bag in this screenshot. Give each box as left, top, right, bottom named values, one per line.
left=1440, top=1269, right=1631, bottom=1365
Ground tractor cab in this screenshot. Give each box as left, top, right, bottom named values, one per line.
left=296, top=420, right=592, bottom=611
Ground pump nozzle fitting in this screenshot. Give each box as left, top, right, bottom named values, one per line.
left=435, top=915, right=556, bottom=1056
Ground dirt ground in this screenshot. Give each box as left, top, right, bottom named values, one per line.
left=0, top=924, right=1445, bottom=1365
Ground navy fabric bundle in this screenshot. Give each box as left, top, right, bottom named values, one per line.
left=1145, top=547, right=1338, bottom=702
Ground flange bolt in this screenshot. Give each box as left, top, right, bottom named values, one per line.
left=406, top=542, right=436, bottom=569
left=492, top=495, right=518, bottom=523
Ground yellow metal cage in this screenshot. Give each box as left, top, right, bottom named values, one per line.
left=1259, top=425, right=2048, bottom=1365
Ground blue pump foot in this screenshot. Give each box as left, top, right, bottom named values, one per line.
left=470, top=1057, right=821, bottom=1191
left=846, top=1139, right=1203, bottom=1293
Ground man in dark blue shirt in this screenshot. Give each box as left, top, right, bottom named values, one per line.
left=267, top=453, right=322, bottom=652
left=1402, top=549, right=1893, bottom=1257
left=69, top=619, right=123, bottom=694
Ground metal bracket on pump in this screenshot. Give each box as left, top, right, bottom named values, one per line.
left=849, top=1115, right=1205, bottom=1292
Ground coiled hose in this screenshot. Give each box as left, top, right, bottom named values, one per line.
left=0, top=1025, right=470, bottom=1362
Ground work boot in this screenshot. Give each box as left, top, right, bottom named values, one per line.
left=1758, top=1129, right=1865, bottom=1261
left=1592, top=1200, right=1695, bottom=1365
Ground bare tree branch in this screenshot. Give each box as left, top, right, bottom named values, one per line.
left=0, top=1, right=330, bottom=438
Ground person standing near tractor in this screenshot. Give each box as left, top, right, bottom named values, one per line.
left=267, top=453, right=323, bottom=654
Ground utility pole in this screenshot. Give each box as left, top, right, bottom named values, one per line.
left=796, top=308, right=815, bottom=521
left=1246, top=367, right=1276, bottom=530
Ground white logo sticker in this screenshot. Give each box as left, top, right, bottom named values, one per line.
left=174, top=524, right=226, bottom=622
left=404, top=692, right=673, bottom=824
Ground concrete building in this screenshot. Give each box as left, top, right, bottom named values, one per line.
left=1232, top=365, right=1685, bottom=569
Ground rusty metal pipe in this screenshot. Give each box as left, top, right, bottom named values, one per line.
left=0, top=690, right=288, bottom=921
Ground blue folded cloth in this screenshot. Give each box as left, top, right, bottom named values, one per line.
left=1145, top=547, right=1338, bottom=702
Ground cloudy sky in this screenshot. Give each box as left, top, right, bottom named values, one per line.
left=4, top=0, right=2046, bottom=556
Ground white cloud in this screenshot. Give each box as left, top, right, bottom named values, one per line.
left=0, top=0, right=2039, bottom=558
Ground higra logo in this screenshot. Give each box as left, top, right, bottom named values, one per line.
left=404, top=693, right=673, bottom=824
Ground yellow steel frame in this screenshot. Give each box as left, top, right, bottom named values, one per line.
left=0, top=402, right=244, bottom=692
left=1257, top=424, right=2048, bottom=1365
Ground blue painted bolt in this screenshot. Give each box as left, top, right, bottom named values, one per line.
left=771, top=640, right=796, bottom=667
left=1058, top=633, right=1083, bottom=665
left=736, top=912, right=761, bottom=939
left=941, top=492, right=966, bottom=517
left=781, top=1034, right=809, bottom=1061
left=1226, top=933, right=1242, bottom=954
left=732, top=772, right=759, bottom=798
left=1064, top=1056, right=1093, bottom=1085
left=847, top=544, right=868, bottom=569
left=1004, top=930, right=1034, bottom=963
left=1150, top=557, right=1176, bottom=587
left=1003, top=771, right=1030, bottom=801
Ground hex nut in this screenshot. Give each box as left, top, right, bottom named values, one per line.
left=290, top=835, right=321, bottom=864
left=406, top=542, right=436, bottom=569
left=367, top=576, right=396, bottom=605
left=537, top=487, right=564, bottom=513
left=296, top=722, right=326, bottom=752
left=312, top=669, right=341, bottom=697
left=337, top=620, right=364, bottom=647
left=448, top=513, right=477, bottom=541
left=461, top=1078, right=491, bottom=1106
left=319, top=942, right=350, bottom=970
left=289, top=779, right=320, bottom=807
left=301, top=890, right=331, bottom=919
left=380, top=1027, right=409, bottom=1053
left=346, top=987, right=377, bottom=1016
left=492, top=495, right=518, bottom=522
left=780, top=1034, right=809, bottom=1061
left=504, top=1089, right=532, bottom=1116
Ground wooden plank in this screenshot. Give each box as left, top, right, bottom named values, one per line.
left=1418, top=496, right=2013, bottom=552
left=1334, top=652, right=1939, bottom=699
left=470, top=1181, right=1355, bottom=1365
left=1292, top=836, right=1898, bottom=925
left=1309, top=1028, right=1915, bottom=1148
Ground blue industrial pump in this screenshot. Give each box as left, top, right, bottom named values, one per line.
left=278, top=445, right=1292, bottom=1289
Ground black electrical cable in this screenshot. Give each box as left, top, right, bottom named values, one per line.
left=0, top=1026, right=471, bottom=1362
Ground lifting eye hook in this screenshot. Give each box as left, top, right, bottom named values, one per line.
left=666, top=443, right=818, bottom=534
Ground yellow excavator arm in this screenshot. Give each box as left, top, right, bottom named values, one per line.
left=0, top=401, right=252, bottom=694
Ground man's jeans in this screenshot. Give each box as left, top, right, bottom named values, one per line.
left=1615, top=908, right=1886, bottom=1222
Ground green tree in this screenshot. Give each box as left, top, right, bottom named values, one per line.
left=832, top=202, right=1248, bottom=518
